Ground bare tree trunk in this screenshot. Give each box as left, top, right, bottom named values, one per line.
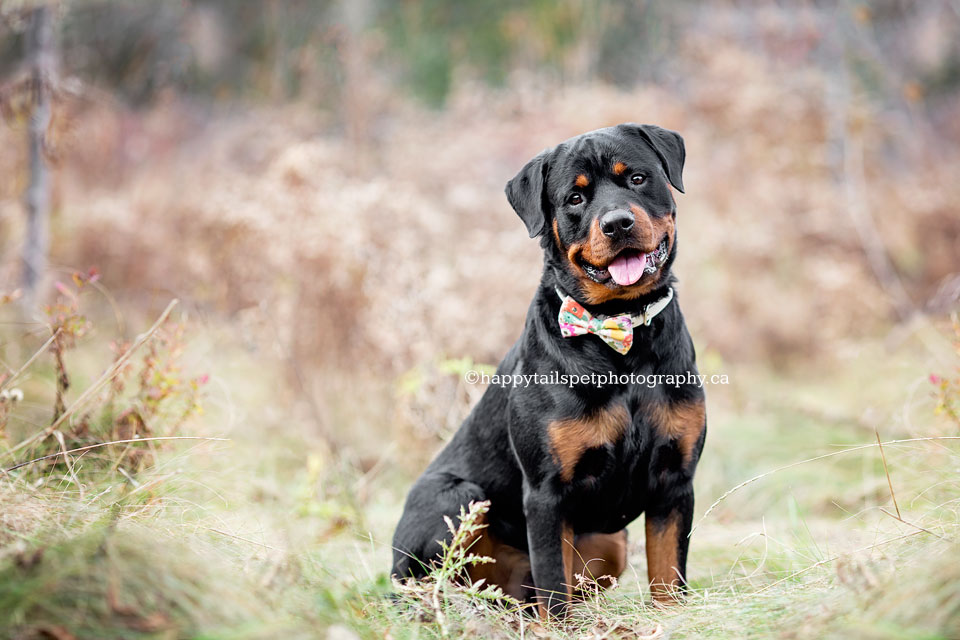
left=21, top=4, right=56, bottom=308
left=340, top=0, right=372, bottom=150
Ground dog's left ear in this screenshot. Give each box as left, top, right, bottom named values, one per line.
left=621, top=124, right=685, bottom=193
left=505, top=150, right=551, bottom=238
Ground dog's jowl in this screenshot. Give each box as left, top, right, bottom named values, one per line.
left=391, top=123, right=706, bottom=616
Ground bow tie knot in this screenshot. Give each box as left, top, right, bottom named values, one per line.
left=558, top=298, right=634, bottom=355
left=556, top=287, right=674, bottom=355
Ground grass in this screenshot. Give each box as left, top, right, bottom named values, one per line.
left=0, top=293, right=958, bottom=639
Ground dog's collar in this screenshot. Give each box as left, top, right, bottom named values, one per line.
left=554, top=286, right=674, bottom=355
left=554, top=286, right=674, bottom=328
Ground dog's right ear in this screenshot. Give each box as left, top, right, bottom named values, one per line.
left=505, top=150, right=551, bottom=238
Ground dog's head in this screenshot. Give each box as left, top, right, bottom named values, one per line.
left=506, top=123, right=685, bottom=305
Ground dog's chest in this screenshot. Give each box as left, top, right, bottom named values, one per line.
left=556, top=388, right=678, bottom=526
left=561, top=435, right=649, bottom=531
left=556, top=408, right=646, bottom=498
left=555, top=383, right=660, bottom=461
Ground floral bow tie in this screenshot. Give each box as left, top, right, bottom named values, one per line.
left=556, top=287, right=674, bottom=355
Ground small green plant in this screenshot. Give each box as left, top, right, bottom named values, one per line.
left=106, top=319, right=207, bottom=465
left=392, top=500, right=519, bottom=637
left=47, top=271, right=96, bottom=422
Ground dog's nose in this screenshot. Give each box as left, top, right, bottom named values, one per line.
left=599, top=209, right=635, bottom=239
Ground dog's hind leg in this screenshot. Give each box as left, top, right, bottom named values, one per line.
left=571, top=529, right=628, bottom=592
left=390, top=472, right=487, bottom=580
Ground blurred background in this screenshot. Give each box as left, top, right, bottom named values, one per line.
left=1, top=1, right=959, bottom=637
left=2, top=0, right=959, bottom=457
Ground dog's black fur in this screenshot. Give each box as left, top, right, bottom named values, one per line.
left=391, top=124, right=706, bottom=616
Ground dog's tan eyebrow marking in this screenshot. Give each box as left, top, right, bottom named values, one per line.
left=552, top=218, right=565, bottom=250
left=575, top=174, right=590, bottom=188
left=612, top=162, right=627, bottom=176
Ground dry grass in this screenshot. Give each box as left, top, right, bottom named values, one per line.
left=0, top=277, right=956, bottom=639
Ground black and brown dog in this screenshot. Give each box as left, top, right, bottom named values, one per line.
left=391, top=123, right=706, bottom=616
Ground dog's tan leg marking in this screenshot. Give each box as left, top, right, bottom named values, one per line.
left=571, top=529, right=627, bottom=592
left=645, top=512, right=682, bottom=603
left=462, top=512, right=531, bottom=601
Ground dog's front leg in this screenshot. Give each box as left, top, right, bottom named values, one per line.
left=645, top=483, right=694, bottom=603
left=523, top=486, right=573, bottom=617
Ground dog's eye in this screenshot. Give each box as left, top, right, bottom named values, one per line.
left=567, top=193, right=584, bottom=206
left=630, top=174, right=646, bottom=185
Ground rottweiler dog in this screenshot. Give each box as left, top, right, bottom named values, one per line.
left=391, top=123, right=706, bottom=616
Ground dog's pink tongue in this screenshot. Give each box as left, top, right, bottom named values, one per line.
left=607, top=252, right=647, bottom=286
